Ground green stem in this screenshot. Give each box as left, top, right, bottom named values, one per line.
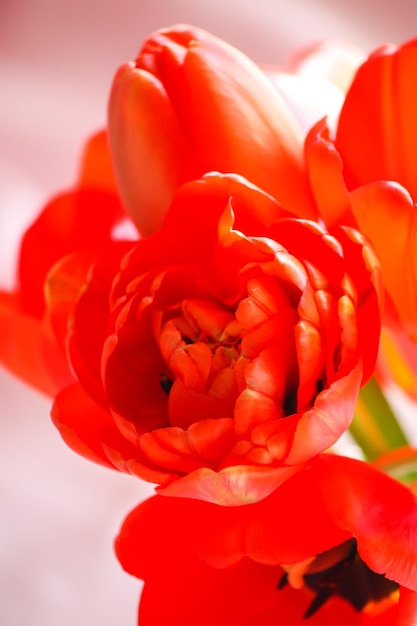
left=349, top=376, right=408, bottom=460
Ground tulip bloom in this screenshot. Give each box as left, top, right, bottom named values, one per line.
left=116, top=455, right=417, bottom=625
left=40, top=171, right=381, bottom=500
left=108, top=24, right=317, bottom=236
left=305, top=37, right=417, bottom=342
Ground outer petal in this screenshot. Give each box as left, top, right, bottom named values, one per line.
left=18, top=188, right=125, bottom=317
left=174, top=33, right=313, bottom=214
left=350, top=182, right=417, bottom=339
left=108, top=61, right=198, bottom=236
left=304, top=118, right=352, bottom=227
left=285, top=362, right=362, bottom=465
left=66, top=241, right=135, bottom=405
left=157, top=464, right=301, bottom=506
left=0, top=292, right=73, bottom=396
left=314, top=455, right=417, bottom=592
left=137, top=557, right=359, bottom=626
left=77, top=130, right=120, bottom=196
left=51, top=382, right=140, bottom=471
left=336, top=38, right=417, bottom=198
left=141, top=478, right=349, bottom=570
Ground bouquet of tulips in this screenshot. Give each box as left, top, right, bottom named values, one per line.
left=1, top=24, right=417, bottom=624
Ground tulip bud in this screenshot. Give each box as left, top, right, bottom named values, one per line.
left=109, top=25, right=316, bottom=236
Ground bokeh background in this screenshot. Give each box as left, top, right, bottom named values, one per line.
left=1, top=1, right=417, bottom=624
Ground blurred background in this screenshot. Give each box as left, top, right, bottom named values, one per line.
left=1, top=1, right=417, bottom=624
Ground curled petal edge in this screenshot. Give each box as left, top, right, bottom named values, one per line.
left=157, top=463, right=302, bottom=506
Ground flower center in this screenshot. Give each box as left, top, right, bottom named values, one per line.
left=278, top=539, right=399, bottom=618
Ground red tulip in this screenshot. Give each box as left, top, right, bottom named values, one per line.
left=108, top=24, right=316, bottom=236
left=44, top=172, right=382, bottom=498
left=115, top=455, right=417, bottom=625
left=305, top=37, right=417, bottom=342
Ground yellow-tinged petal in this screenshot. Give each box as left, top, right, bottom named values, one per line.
left=157, top=464, right=301, bottom=505
left=379, top=328, right=417, bottom=399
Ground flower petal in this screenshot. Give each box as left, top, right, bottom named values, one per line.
left=350, top=182, right=417, bottom=339
left=51, top=383, right=136, bottom=470
left=314, top=455, right=417, bottom=592
left=108, top=62, right=197, bottom=235
left=0, top=292, right=73, bottom=395
left=305, top=119, right=352, bottom=227
left=77, top=130, right=119, bottom=195
left=336, top=38, right=417, bottom=199
left=18, top=189, right=124, bottom=317
left=157, top=464, right=301, bottom=506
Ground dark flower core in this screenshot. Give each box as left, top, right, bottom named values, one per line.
left=278, top=539, right=398, bottom=618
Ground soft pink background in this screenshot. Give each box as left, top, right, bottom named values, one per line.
left=1, top=1, right=417, bottom=624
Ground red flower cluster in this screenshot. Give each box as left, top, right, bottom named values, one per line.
left=1, top=24, right=417, bottom=625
